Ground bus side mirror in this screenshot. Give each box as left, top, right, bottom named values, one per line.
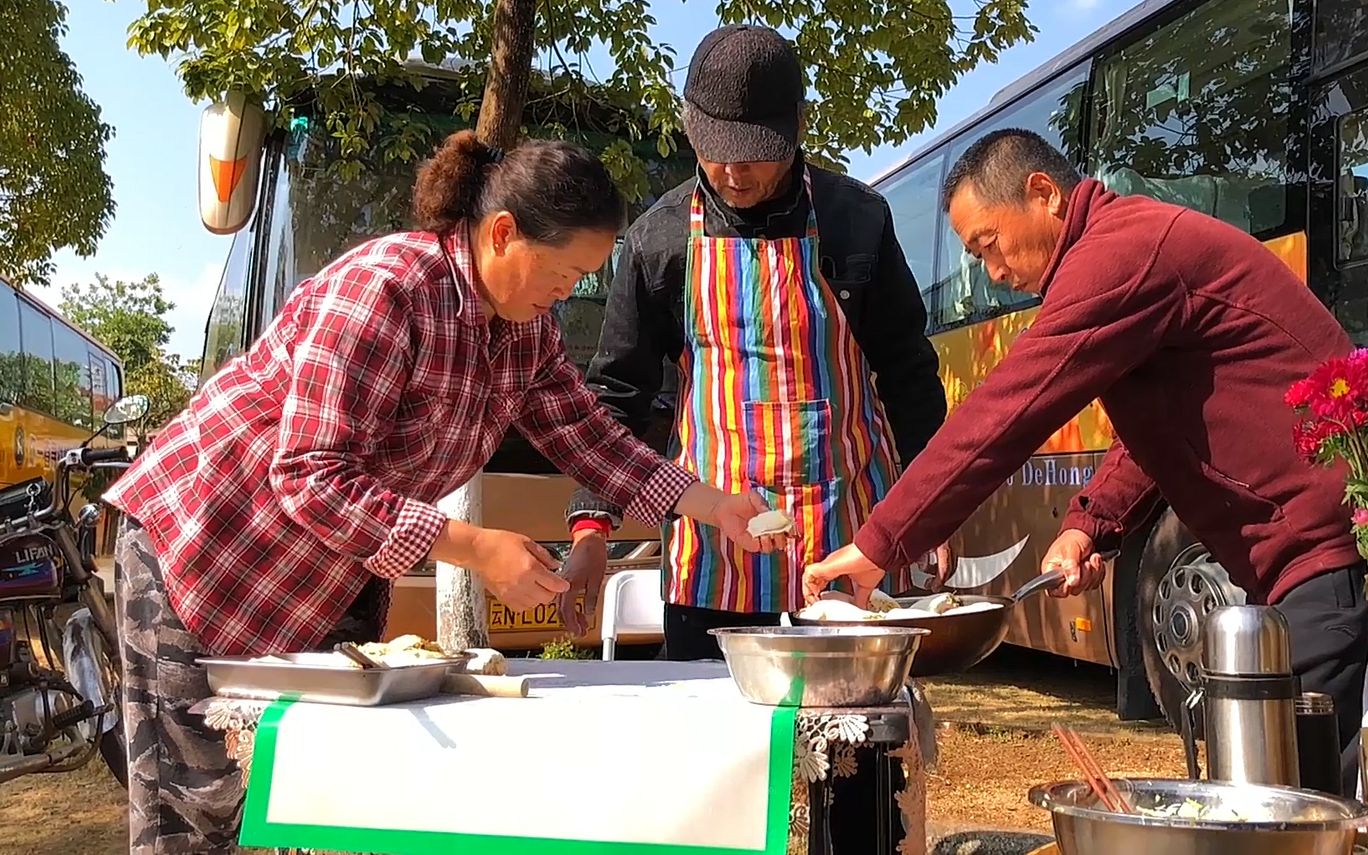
left=199, top=93, right=268, bottom=236
left=103, top=395, right=150, bottom=426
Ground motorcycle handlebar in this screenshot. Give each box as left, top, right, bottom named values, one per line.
left=79, top=447, right=129, bottom=465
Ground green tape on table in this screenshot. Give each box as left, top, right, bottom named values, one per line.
left=240, top=679, right=798, bottom=854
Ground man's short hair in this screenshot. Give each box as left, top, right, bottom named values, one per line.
left=941, top=128, right=1081, bottom=211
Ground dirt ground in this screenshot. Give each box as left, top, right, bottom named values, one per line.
left=0, top=646, right=1190, bottom=853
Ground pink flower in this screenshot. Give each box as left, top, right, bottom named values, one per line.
left=1353, top=508, right=1368, bottom=527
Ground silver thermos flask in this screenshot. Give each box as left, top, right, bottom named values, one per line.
left=1201, top=605, right=1301, bottom=788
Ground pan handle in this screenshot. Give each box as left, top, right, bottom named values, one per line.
left=1011, top=569, right=1066, bottom=602
left=1011, top=549, right=1121, bottom=603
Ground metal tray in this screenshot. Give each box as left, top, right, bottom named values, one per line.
left=198, top=651, right=469, bottom=707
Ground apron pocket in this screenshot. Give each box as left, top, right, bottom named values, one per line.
left=741, top=399, right=834, bottom=487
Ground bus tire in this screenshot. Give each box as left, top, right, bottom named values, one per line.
left=1110, top=509, right=1165, bottom=722
left=1137, top=508, right=1246, bottom=740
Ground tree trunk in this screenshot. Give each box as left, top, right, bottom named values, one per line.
left=436, top=475, right=489, bottom=651
left=474, top=0, right=538, bottom=149
left=444, top=0, right=536, bottom=650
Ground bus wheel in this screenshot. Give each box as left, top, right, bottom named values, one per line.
left=1137, top=509, right=1246, bottom=739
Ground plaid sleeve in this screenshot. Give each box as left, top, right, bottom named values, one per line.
left=268, top=263, right=445, bottom=575
left=514, top=323, right=697, bottom=526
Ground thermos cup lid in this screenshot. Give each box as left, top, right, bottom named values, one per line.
left=1202, top=605, right=1293, bottom=676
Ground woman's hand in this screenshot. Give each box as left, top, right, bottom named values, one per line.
left=557, top=530, right=608, bottom=636
left=435, top=522, right=569, bottom=611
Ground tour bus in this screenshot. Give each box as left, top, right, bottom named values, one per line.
left=873, top=0, right=1368, bottom=726
left=194, top=61, right=692, bottom=653
left=0, top=276, right=126, bottom=552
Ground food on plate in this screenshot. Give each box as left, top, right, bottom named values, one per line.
left=353, top=634, right=454, bottom=666
left=246, top=635, right=474, bottom=669
left=796, top=593, right=1005, bottom=622
left=747, top=509, right=796, bottom=537
left=943, top=601, right=1004, bottom=616
left=867, top=589, right=900, bottom=613
left=454, top=647, right=508, bottom=676
left=1133, top=797, right=1255, bottom=822
left=798, top=598, right=876, bottom=622
left=923, top=592, right=963, bottom=614
left=881, top=607, right=942, bottom=619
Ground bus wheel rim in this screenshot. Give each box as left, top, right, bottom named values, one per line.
left=1150, top=544, right=1242, bottom=693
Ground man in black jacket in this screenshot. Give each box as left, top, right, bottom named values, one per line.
left=559, top=24, right=947, bottom=658
left=557, top=25, right=946, bottom=854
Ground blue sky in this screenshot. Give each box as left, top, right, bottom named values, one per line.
left=41, top=0, right=1140, bottom=361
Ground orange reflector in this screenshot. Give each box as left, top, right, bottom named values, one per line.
left=1072, top=617, right=1093, bottom=633
left=209, top=155, right=249, bottom=204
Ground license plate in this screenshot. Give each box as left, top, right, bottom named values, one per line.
left=487, top=595, right=586, bottom=632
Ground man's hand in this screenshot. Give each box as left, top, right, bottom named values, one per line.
left=803, top=544, right=886, bottom=608
left=1041, top=528, right=1108, bottom=598
left=711, top=490, right=789, bottom=553
left=929, top=541, right=955, bottom=590
left=557, top=529, right=608, bottom=636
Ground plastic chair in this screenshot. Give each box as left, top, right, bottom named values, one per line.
left=600, top=568, right=665, bottom=661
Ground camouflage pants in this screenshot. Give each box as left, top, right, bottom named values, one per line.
left=115, top=519, right=383, bottom=854
left=115, top=521, right=243, bottom=853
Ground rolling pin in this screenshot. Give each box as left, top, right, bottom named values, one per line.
left=441, top=673, right=529, bottom=698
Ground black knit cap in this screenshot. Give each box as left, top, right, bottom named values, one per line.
left=682, top=24, right=803, bottom=163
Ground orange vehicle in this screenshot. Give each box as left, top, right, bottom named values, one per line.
left=193, top=63, right=693, bottom=653
left=0, top=277, right=126, bottom=554
left=871, top=0, right=1368, bottom=726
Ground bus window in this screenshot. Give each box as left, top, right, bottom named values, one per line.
left=89, top=356, right=108, bottom=418
left=880, top=152, right=945, bottom=313
left=552, top=239, right=620, bottom=371
left=52, top=324, right=93, bottom=430
left=202, top=227, right=253, bottom=380
left=1338, top=109, right=1368, bottom=265
left=17, top=300, right=55, bottom=414
left=1088, top=0, right=1293, bottom=239
left=930, top=65, right=1089, bottom=331
left=1315, top=0, right=1368, bottom=76
left=106, top=357, right=122, bottom=399
left=259, top=149, right=302, bottom=326
left=0, top=285, right=18, bottom=405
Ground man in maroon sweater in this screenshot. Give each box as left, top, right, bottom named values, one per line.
left=805, top=128, right=1368, bottom=794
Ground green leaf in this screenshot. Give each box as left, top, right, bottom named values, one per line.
left=126, top=0, right=1032, bottom=212
left=2, top=0, right=114, bottom=288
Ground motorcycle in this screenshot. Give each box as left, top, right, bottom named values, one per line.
left=0, top=394, right=149, bottom=787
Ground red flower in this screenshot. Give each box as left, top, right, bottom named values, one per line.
left=1286, top=378, right=1317, bottom=409
left=1293, top=417, right=1346, bottom=460
left=1303, top=356, right=1368, bottom=424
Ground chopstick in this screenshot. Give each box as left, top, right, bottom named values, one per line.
left=1051, top=724, right=1134, bottom=814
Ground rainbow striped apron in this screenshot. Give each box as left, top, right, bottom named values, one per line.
left=664, top=170, right=908, bottom=614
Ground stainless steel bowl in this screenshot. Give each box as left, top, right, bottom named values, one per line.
left=1029, top=778, right=1368, bottom=855
left=709, top=626, right=928, bottom=707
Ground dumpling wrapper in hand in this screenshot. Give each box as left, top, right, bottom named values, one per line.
left=747, top=509, right=796, bottom=538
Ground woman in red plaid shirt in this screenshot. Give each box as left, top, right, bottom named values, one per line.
left=103, top=130, right=784, bottom=853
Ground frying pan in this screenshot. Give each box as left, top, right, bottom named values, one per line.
left=791, top=568, right=1067, bottom=677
